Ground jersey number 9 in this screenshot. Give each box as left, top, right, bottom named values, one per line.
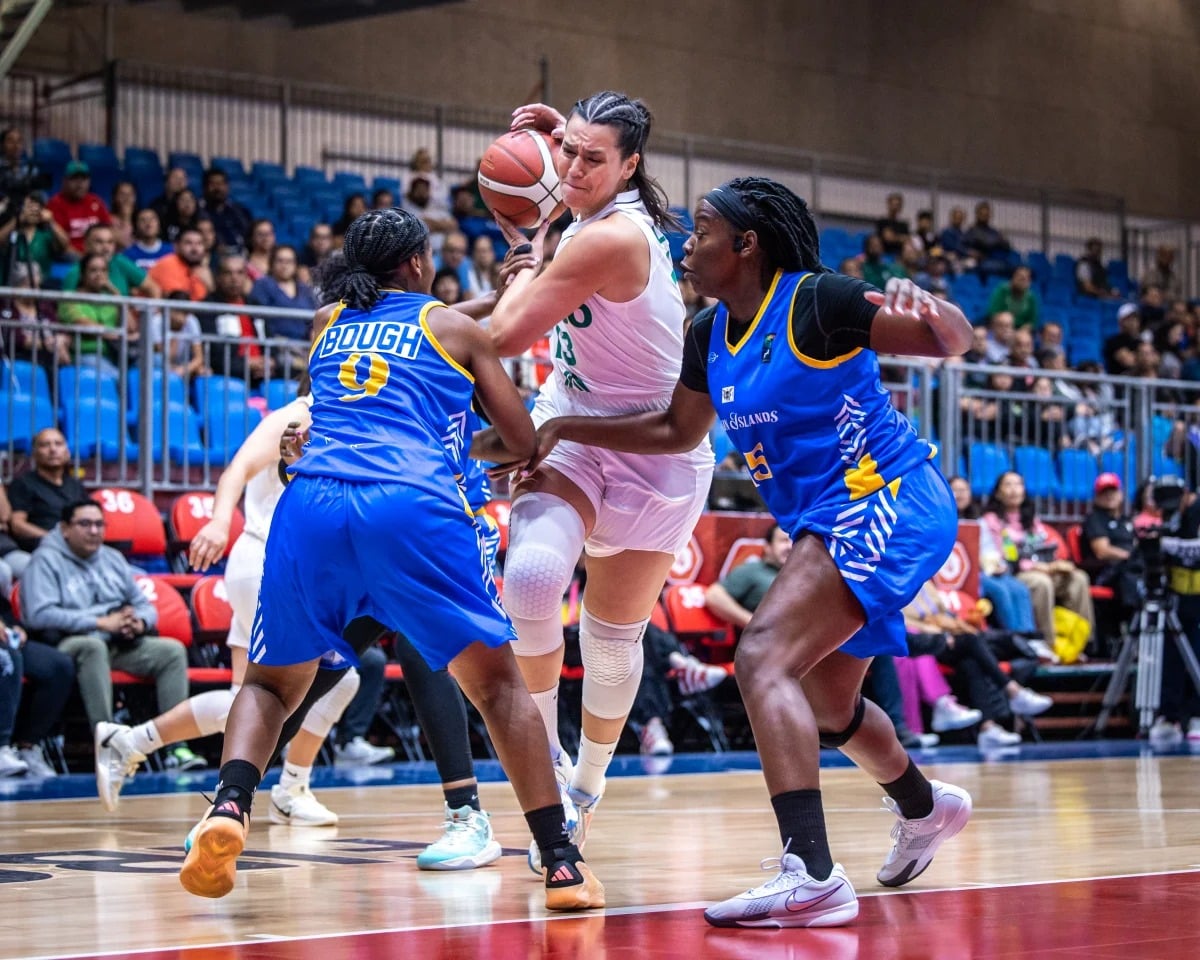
left=338, top=352, right=390, bottom=402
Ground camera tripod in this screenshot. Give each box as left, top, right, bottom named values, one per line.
left=1093, top=587, right=1200, bottom=737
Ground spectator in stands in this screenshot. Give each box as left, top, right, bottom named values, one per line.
left=913, top=253, right=951, bottom=298
left=983, top=310, right=1016, bottom=364
left=1, top=263, right=70, bottom=368
left=861, top=233, right=904, bottom=290
left=201, top=254, right=276, bottom=386
left=0, top=127, right=47, bottom=223
left=1075, top=238, right=1121, bottom=299
left=1137, top=283, right=1167, bottom=330
left=298, top=222, right=333, bottom=281
left=19, top=499, right=190, bottom=736
left=108, top=181, right=137, bottom=251
left=875, top=192, right=908, bottom=255
left=983, top=471, right=1094, bottom=645
left=147, top=225, right=212, bottom=301
left=1140, top=245, right=1182, bottom=301
left=464, top=234, right=497, bottom=297
left=911, top=209, right=938, bottom=256
left=1102, top=303, right=1143, bottom=375
left=0, top=483, right=31, bottom=593
left=949, top=476, right=1039, bottom=639
left=331, top=194, right=367, bottom=244
left=987, top=265, right=1039, bottom=330
left=404, top=146, right=445, bottom=200
left=47, top=161, right=111, bottom=253
left=902, top=580, right=1051, bottom=749
left=897, top=238, right=923, bottom=281
left=1078, top=472, right=1139, bottom=609
left=402, top=174, right=456, bottom=253
left=1133, top=340, right=1182, bottom=405
left=149, top=167, right=189, bottom=226
left=1153, top=316, right=1186, bottom=380
left=2, top=191, right=69, bottom=284
left=704, top=524, right=792, bottom=630
left=6, top=429, right=86, bottom=553
left=1025, top=376, right=1071, bottom=449
left=939, top=205, right=971, bottom=271
left=1131, top=480, right=1162, bottom=532
left=200, top=168, right=252, bottom=255
left=163, top=187, right=201, bottom=244
left=371, top=187, right=394, bottom=210
left=195, top=214, right=218, bottom=270
left=1008, top=327, right=1039, bottom=372
left=244, top=218, right=276, bottom=284
left=451, top=158, right=491, bottom=222
left=838, top=256, right=864, bottom=280
left=961, top=370, right=1015, bottom=444
left=0, top=589, right=75, bottom=777
left=124, top=207, right=172, bottom=271
left=62, top=223, right=161, bottom=299
left=437, top=230, right=471, bottom=289
left=150, top=291, right=208, bottom=380
left=1038, top=320, right=1064, bottom=354
left=59, top=253, right=130, bottom=373
left=963, top=201, right=1012, bottom=279
left=249, top=244, right=316, bottom=344
left=432, top=267, right=463, bottom=305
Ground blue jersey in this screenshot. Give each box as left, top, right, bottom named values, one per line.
left=296, top=291, right=473, bottom=505
left=701, top=270, right=935, bottom=534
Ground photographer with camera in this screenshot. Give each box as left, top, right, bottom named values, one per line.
left=1079, top=473, right=1141, bottom=611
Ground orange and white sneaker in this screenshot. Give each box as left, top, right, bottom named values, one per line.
left=179, top=804, right=249, bottom=899
left=542, top=847, right=605, bottom=911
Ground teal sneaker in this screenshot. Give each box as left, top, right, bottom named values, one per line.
left=166, top=745, right=208, bottom=772
left=416, top=804, right=502, bottom=871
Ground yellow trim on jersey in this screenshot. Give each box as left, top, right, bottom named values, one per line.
left=726, top=269, right=784, bottom=356
left=308, top=302, right=346, bottom=361
left=785, top=272, right=862, bottom=368
left=419, top=302, right=474, bottom=383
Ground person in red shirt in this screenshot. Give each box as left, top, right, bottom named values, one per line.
left=46, top=161, right=111, bottom=253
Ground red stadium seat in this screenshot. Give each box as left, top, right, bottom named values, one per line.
left=481, top=499, right=510, bottom=553
left=168, top=490, right=245, bottom=571
left=135, top=575, right=193, bottom=647
left=191, top=575, right=233, bottom=637
left=1066, top=525, right=1114, bottom=601
left=92, top=488, right=167, bottom=558
left=663, top=583, right=737, bottom=660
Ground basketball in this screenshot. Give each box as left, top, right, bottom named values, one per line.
left=477, top=128, right=565, bottom=229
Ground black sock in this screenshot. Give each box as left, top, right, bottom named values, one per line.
left=445, top=784, right=480, bottom=812
left=210, top=759, right=262, bottom=821
left=879, top=758, right=935, bottom=820
left=525, top=804, right=572, bottom=865
left=770, top=789, right=834, bottom=880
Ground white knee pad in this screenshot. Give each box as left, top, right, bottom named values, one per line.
left=301, top=668, right=361, bottom=738
left=188, top=689, right=235, bottom=737
left=505, top=493, right=586, bottom=657
left=579, top=605, right=647, bottom=721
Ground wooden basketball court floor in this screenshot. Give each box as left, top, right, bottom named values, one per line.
left=2, top=742, right=1198, bottom=960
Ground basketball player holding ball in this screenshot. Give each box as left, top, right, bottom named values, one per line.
left=473, top=91, right=714, bottom=871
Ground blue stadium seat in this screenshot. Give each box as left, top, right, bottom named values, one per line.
left=0, top=390, right=56, bottom=451
left=1043, top=282, right=1074, bottom=307
left=968, top=442, right=1010, bottom=497
left=1153, top=454, right=1183, bottom=480
left=252, top=161, right=286, bottom=182
left=145, top=402, right=207, bottom=465
left=1014, top=445, right=1056, bottom=498
left=1067, top=335, right=1101, bottom=366
left=1053, top=254, right=1077, bottom=286
left=332, top=172, right=368, bottom=194
left=1057, top=449, right=1098, bottom=501
left=60, top=399, right=137, bottom=462
left=1152, top=414, right=1176, bottom=451
left=211, top=156, right=247, bottom=179
left=1101, top=444, right=1137, bottom=493
left=204, top=401, right=263, bottom=467
left=0, top=358, right=52, bottom=397
left=127, top=368, right=188, bottom=426
left=1025, top=251, right=1052, bottom=282
left=372, top=176, right=402, bottom=196
left=192, top=375, right=250, bottom=413
left=78, top=143, right=119, bottom=171
left=58, top=364, right=122, bottom=408
left=124, top=146, right=162, bottom=170
left=293, top=166, right=327, bottom=186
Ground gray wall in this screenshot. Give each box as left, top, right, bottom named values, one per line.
left=18, top=0, right=1200, bottom=218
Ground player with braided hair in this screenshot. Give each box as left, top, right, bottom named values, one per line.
left=476, top=90, right=713, bottom=871
left=180, top=208, right=604, bottom=910
left=524, top=176, right=976, bottom=928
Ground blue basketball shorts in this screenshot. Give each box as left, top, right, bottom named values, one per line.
left=796, top=460, right=958, bottom=659
left=250, top=475, right=514, bottom=672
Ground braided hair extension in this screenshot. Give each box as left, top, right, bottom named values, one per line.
left=570, top=91, right=680, bottom=230
left=722, top=176, right=829, bottom=277
left=322, top=208, right=429, bottom=311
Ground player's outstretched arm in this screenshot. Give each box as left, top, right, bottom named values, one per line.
left=866, top=277, right=972, bottom=358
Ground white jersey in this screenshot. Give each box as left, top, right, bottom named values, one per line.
left=549, top=189, right=688, bottom=415
left=241, top=393, right=313, bottom=541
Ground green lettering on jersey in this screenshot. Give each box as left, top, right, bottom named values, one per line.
left=564, top=304, right=593, bottom=329
left=562, top=370, right=590, bottom=392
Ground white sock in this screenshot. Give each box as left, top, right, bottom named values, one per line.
left=279, top=762, right=312, bottom=791
left=530, top=687, right=562, bottom=759
left=128, top=721, right=163, bottom=756
left=572, top=733, right=615, bottom=799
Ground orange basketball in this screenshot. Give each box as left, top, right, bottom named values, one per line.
left=477, top=128, right=565, bottom=229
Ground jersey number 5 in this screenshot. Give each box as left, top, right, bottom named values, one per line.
left=745, top=443, right=773, bottom=485
left=338, top=352, right=389, bottom=402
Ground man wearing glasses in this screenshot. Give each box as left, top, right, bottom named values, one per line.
left=19, top=500, right=189, bottom=737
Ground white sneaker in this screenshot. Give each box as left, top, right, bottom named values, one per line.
left=1027, top=639, right=1061, bottom=664
left=1008, top=687, right=1053, bottom=717
left=0, top=745, right=28, bottom=778
left=527, top=751, right=581, bottom=874
left=268, top=782, right=338, bottom=826
left=1149, top=717, right=1184, bottom=748
left=977, top=724, right=1022, bottom=749
left=704, top=855, right=859, bottom=928
left=417, top=804, right=502, bottom=871
left=668, top=651, right=727, bottom=695
left=877, top=780, right=972, bottom=887
left=333, top=736, right=395, bottom=767
left=639, top=717, right=674, bottom=756
left=930, top=696, right=983, bottom=732
left=94, top=722, right=145, bottom=811
left=1188, top=718, right=1200, bottom=742
left=17, top=744, right=56, bottom=778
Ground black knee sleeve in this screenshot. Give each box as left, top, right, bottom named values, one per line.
left=818, top=695, right=866, bottom=749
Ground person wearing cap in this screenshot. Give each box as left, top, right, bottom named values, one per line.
left=1102, top=303, right=1144, bottom=376
left=46, top=161, right=111, bottom=254
left=1080, top=473, right=1139, bottom=610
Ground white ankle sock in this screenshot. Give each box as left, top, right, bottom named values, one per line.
left=279, top=762, right=312, bottom=790
left=572, top=734, right=615, bottom=799
left=129, top=721, right=163, bottom=755
left=531, top=687, right=562, bottom=758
